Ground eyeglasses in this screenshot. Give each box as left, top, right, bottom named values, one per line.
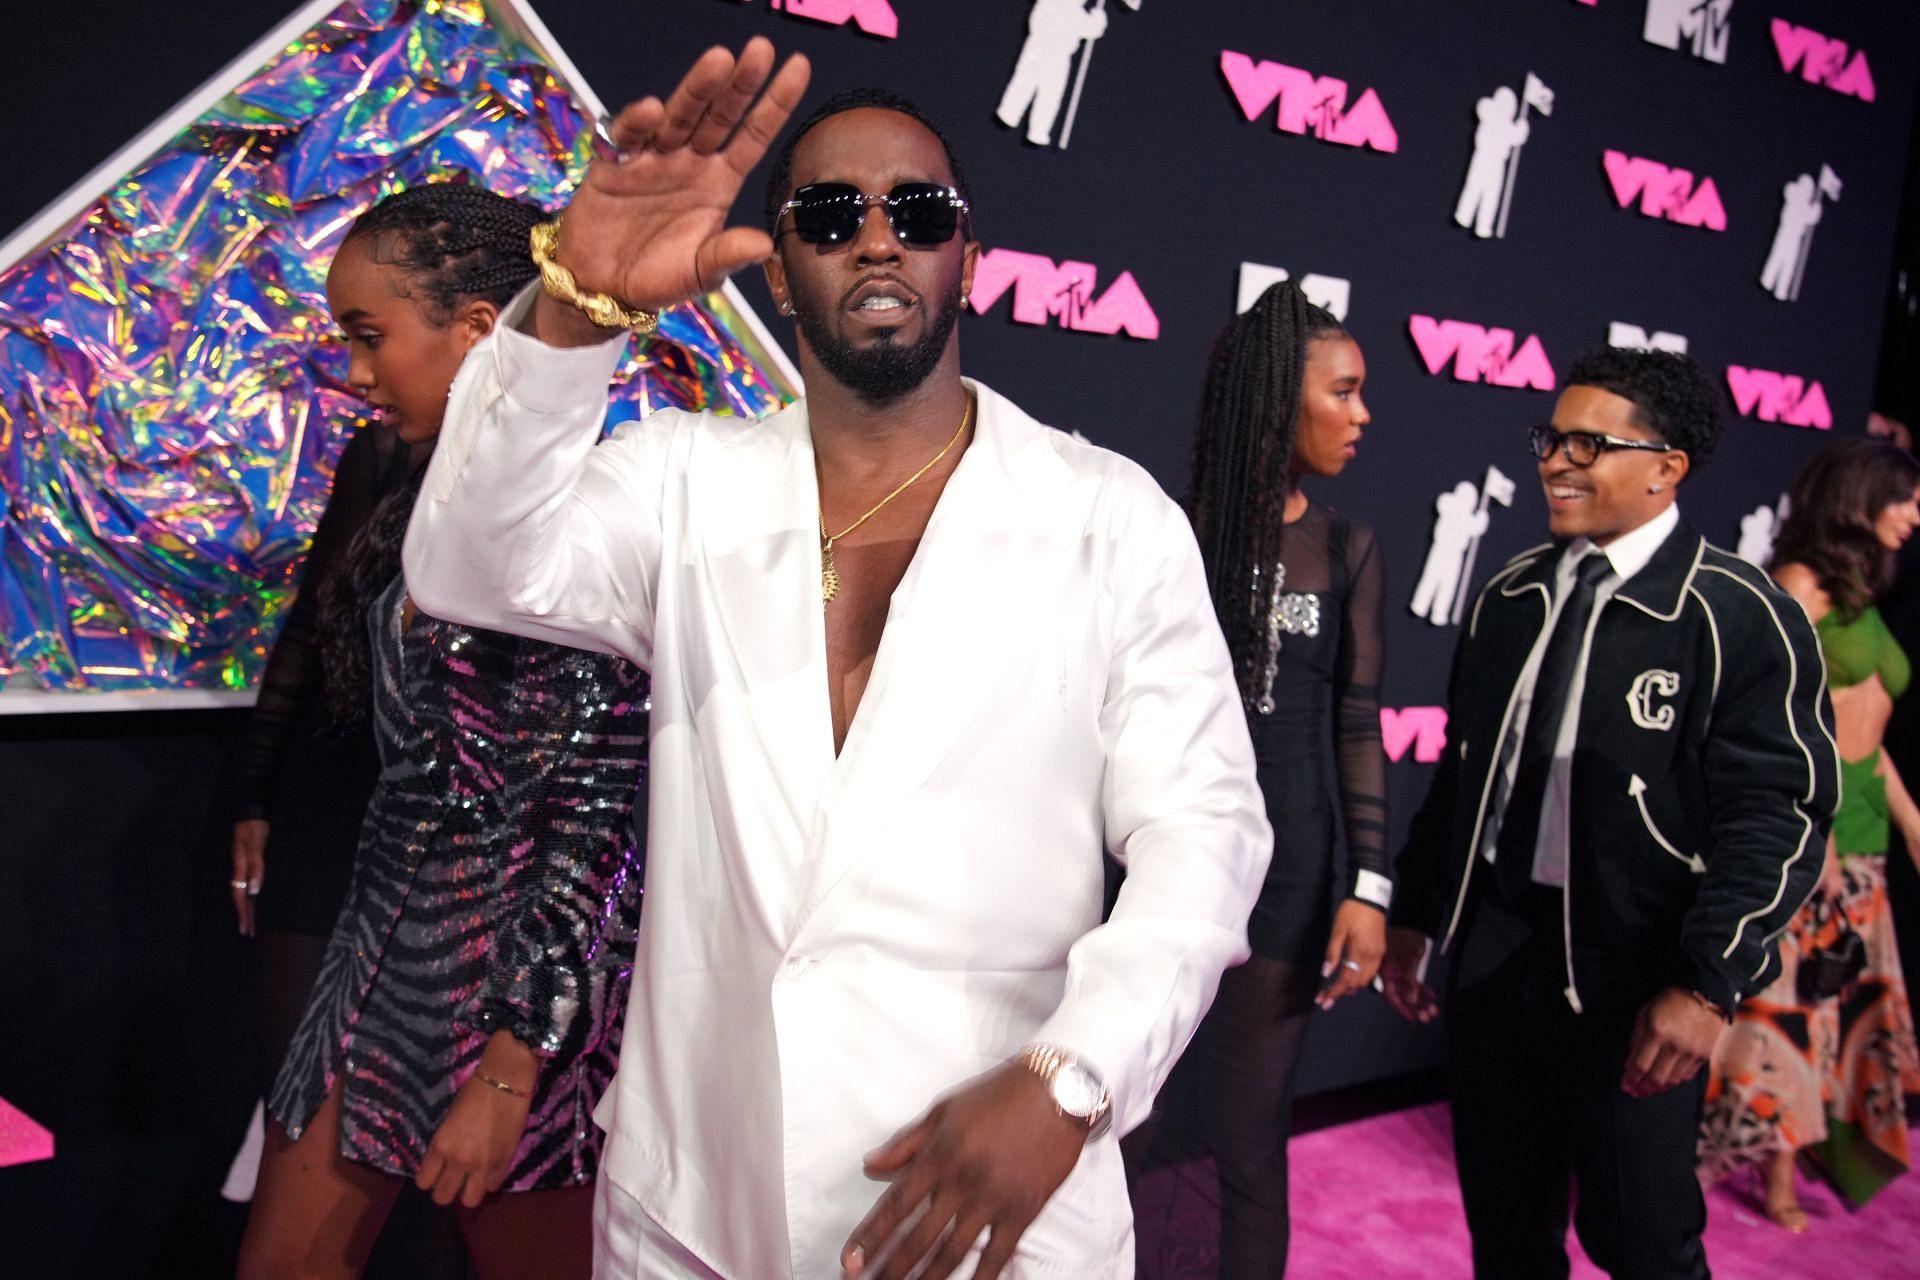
left=776, top=182, right=969, bottom=247
left=1527, top=425, right=1676, bottom=468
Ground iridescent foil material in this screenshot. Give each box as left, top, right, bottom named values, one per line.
left=0, top=0, right=795, bottom=693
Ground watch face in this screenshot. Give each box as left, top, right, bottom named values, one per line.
left=1052, top=1062, right=1104, bottom=1118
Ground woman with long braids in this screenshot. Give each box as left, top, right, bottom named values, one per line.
left=1700, top=436, right=1920, bottom=1228
left=237, top=182, right=648, bottom=1280
left=1145, top=280, right=1389, bottom=1274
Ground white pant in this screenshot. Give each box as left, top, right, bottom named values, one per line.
left=592, top=1175, right=726, bottom=1280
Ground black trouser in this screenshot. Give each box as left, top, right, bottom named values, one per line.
left=1123, top=955, right=1320, bottom=1278
left=1445, top=888, right=1710, bottom=1280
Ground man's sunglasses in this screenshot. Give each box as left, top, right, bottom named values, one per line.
left=1528, top=425, right=1675, bottom=468
left=776, top=182, right=969, bottom=247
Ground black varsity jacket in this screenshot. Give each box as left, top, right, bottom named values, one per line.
left=1392, top=520, right=1840, bottom=1015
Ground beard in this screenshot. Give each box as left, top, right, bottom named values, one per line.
left=791, top=284, right=963, bottom=404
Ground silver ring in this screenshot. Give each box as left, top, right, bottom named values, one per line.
left=1341, top=959, right=1362, bottom=972
left=590, top=116, right=630, bottom=165
left=231, top=879, right=249, bottom=890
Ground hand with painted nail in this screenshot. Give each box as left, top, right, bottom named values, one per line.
left=1316, top=898, right=1387, bottom=1008
left=841, top=1064, right=1082, bottom=1280
left=529, top=38, right=812, bottom=347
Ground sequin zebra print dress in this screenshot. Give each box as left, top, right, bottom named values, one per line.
left=269, top=574, right=648, bottom=1190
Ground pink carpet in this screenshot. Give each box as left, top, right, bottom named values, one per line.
left=1133, top=1104, right=1920, bottom=1277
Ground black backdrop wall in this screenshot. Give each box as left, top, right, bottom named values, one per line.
left=4, top=1, right=1919, bottom=1272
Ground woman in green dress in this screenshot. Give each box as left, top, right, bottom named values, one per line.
left=1700, top=436, right=1920, bottom=1228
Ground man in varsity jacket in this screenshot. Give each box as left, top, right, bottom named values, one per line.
left=1382, top=347, right=1838, bottom=1279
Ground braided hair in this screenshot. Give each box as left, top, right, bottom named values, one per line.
left=1185, top=281, right=1348, bottom=714
left=343, top=179, right=548, bottom=322
left=317, top=181, right=545, bottom=725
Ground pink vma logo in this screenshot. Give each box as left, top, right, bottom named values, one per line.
left=736, top=0, right=898, bottom=39
left=1219, top=50, right=1398, bottom=152
left=1772, top=21, right=1875, bottom=101
left=1603, top=151, right=1726, bottom=230
left=1382, top=707, right=1448, bottom=764
left=1409, top=316, right=1555, bottom=391
left=969, top=248, right=1160, bottom=339
left=1727, top=366, right=1832, bottom=430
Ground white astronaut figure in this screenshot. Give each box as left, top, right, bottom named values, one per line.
left=1411, top=482, right=1490, bottom=626
left=1455, top=87, right=1531, bottom=238
left=997, top=0, right=1109, bottom=146
left=1743, top=498, right=1781, bottom=564
left=1761, top=174, right=1824, bottom=301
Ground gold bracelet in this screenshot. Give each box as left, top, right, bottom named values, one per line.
left=474, top=1069, right=535, bottom=1099
left=528, top=220, right=659, bottom=334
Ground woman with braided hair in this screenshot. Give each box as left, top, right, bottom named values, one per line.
left=238, top=182, right=647, bottom=1280
left=1135, top=280, right=1388, bottom=1275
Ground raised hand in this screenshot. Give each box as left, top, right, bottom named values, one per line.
left=541, top=38, right=810, bottom=336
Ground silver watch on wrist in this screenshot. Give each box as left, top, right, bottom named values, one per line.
left=1017, top=1043, right=1113, bottom=1140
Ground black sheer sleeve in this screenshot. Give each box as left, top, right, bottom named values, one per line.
left=232, top=427, right=389, bottom=820
left=1334, top=519, right=1391, bottom=909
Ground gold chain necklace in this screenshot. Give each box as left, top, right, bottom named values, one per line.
left=818, top=395, right=974, bottom=604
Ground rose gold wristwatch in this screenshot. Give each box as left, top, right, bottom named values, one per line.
left=1017, top=1043, right=1113, bottom=1141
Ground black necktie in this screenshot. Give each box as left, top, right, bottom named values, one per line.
left=1495, top=552, right=1614, bottom=900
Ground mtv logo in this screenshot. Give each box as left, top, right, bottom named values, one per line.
left=1381, top=707, right=1448, bottom=764
left=1236, top=263, right=1351, bottom=321
left=1772, top=21, right=1875, bottom=101
left=1726, top=365, right=1833, bottom=430
left=1608, top=322, right=1689, bottom=354
left=1220, top=50, right=1399, bottom=152
left=1603, top=151, right=1727, bottom=231
left=1409, top=315, right=1556, bottom=391
left=970, top=248, right=1160, bottom=339
left=744, top=0, right=899, bottom=38
left=1644, top=0, right=1733, bottom=65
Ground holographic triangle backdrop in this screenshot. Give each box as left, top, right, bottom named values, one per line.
left=0, top=0, right=796, bottom=699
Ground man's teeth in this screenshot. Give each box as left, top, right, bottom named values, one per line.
left=858, top=296, right=907, bottom=311
left=1549, top=486, right=1587, bottom=499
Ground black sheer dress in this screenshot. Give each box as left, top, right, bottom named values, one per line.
left=1134, top=501, right=1388, bottom=1278
left=1244, top=501, right=1389, bottom=958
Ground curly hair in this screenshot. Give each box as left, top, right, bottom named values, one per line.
left=762, top=87, right=973, bottom=237
left=1185, top=281, right=1349, bottom=714
left=318, top=182, right=544, bottom=724
left=1563, top=346, right=1723, bottom=474
left=1771, top=436, right=1920, bottom=620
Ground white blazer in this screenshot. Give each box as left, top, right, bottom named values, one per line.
left=403, top=298, right=1271, bottom=1279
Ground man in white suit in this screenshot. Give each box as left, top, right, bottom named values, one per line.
left=403, top=40, right=1269, bottom=1280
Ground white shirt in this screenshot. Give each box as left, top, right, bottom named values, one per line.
left=1483, top=504, right=1680, bottom=885
left=401, top=290, right=1271, bottom=1279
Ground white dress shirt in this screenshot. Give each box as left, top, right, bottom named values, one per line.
left=1482, top=504, right=1680, bottom=885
